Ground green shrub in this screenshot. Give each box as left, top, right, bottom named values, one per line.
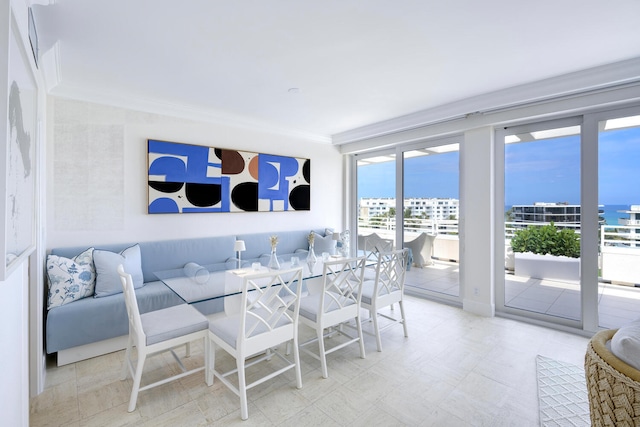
left=510, top=223, right=580, bottom=258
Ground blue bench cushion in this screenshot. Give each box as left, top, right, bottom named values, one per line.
left=46, top=281, right=182, bottom=353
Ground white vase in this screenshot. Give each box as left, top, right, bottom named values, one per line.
left=268, top=247, right=280, bottom=269
left=306, top=244, right=317, bottom=268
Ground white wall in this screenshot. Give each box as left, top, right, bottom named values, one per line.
left=0, top=263, right=30, bottom=427
left=460, top=127, right=495, bottom=317
left=46, top=97, right=344, bottom=250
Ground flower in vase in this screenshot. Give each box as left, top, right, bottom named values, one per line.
left=307, top=232, right=315, bottom=247
left=269, top=235, right=279, bottom=250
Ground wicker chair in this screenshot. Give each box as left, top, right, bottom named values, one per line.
left=585, top=329, right=640, bottom=427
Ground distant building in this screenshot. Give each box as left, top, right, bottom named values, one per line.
left=617, top=205, right=640, bottom=226
left=510, top=202, right=605, bottom=227
left=511, top=202, right=581, bottom=224
left=359, top=197, right=459, bottom=221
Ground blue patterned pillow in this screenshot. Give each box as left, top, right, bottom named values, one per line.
left=46, top=248, right=96, bottom=310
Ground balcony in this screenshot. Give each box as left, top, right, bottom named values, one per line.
left=403, top=259, right=639, bottom=328
left=358, top=218, right=640, bottom=329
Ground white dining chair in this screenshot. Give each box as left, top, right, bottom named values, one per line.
left=297, top=256, right=366, bottom=379
left=206, top=266, right=304, bottom=421
left=361, top=234, right=394, bottom=281
left=359, top=248, right=409, bottom=352
left=117, top=264, right=209, bottom=412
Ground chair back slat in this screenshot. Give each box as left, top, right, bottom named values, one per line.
left=239, top=267, right=303, bottom=341
left=321, top=256, right=366, bottom=313
left=373, top=249, right=408, bottom=298
left=118, top=264, right=146, bottom=346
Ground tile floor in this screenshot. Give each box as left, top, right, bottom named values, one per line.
left=405, top=260, right=640, bottom=329
left=30, top=295, right=591, bottom=426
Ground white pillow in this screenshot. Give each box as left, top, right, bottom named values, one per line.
left=93, top=244, right=144, bottom=298
left=46, top=248, right=96, bottom=309
left=312, top=232, right=336, bottom=255
left=611, top=317, right=640, bottom=371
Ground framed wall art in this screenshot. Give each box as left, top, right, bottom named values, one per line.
left=147, top=140, right=311, bottom=214
left=1, top=9, right=38, bottom=280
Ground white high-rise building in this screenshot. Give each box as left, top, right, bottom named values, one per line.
left=359, top=198, right=459, bottom=221
left=511, top=202, right=581, bottom=224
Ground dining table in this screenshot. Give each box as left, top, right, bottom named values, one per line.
left=153, top=253, right=362, bottom=317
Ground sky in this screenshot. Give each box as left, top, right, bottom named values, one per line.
left=357, top=151, right=459, bottom=200
left=357, top=126, right=640, bottom=207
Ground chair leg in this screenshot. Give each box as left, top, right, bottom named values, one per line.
left=372, top=309, right=382, bottom=352
left=317, top=327, right=329, bottom=379
left=121, top=337, right=133, bottom=380
left=355, top=316, right=366, bottom=359
left=128, top=353, right=146, bottom=412
left=185, top=342, right=191, bottom=358
left=293, top=336, right=302, bottom=389
left=206, top=339, right=215, bottom=386
left=237, top=356, right=249, bottom=420
left=399, top=300, right=409, bottom=337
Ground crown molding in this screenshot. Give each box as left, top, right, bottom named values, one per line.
left=337, top=82, right=640, bottom=155
left=332, top=57, right=640, bottom=145
left=47, top=86, right=332, bottom=144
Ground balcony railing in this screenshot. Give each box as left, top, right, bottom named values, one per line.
left=358, top=218, right=640, bottom=282
left=358, top=217, right=460, bottom=235
left=359, top=217, right=640, bottom=248
left=601, top=225, right=640, bottom=248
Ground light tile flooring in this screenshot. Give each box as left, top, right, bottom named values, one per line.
left=405, top=260, right=640, bottom=329
left=30, top=295, right=590, bottom=426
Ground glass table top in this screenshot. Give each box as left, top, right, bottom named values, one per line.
left=154, top=253, right=354, bottom=305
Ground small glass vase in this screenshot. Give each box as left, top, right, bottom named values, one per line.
left=268, top=247, right=280, bottom=269
left=340, top=240, right=350, bottom=258
left=306, top=244, right=317, bottom=268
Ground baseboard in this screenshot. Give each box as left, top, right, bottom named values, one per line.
left=56, top=335, right=128, bottom=366
left=462, top=298, right=495, bottom=317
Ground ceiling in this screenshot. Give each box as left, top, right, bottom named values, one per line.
left=32, top=0, right=640, bottom=143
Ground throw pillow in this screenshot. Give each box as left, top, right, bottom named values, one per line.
left=313, top=231, right=336, bottom=255
left=611, top=317, right=640, bottom=371
left=93, top=244, right=144, bottom=298
left=46, top=248, right=96, bottom=310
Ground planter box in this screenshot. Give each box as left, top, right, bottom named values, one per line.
left=514, top=252, right=580, bottom=281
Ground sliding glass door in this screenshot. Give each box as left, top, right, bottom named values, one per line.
left=353, top=137, right=462, bottom=304
left=596, top=111, right=640, bottom=329
left=402, top=140, right=460, bottom=299
left=497, top=107, right=640, bottom=331
left=498, top=119, right=583, bottom=325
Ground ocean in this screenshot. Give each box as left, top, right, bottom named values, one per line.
left=601, top=204, right=631, bottom=225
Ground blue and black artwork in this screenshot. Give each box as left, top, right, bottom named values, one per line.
left=147, top=140, right=310, bottom=214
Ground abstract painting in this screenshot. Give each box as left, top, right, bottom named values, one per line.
left=147, top=140, right=310, bottom=213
